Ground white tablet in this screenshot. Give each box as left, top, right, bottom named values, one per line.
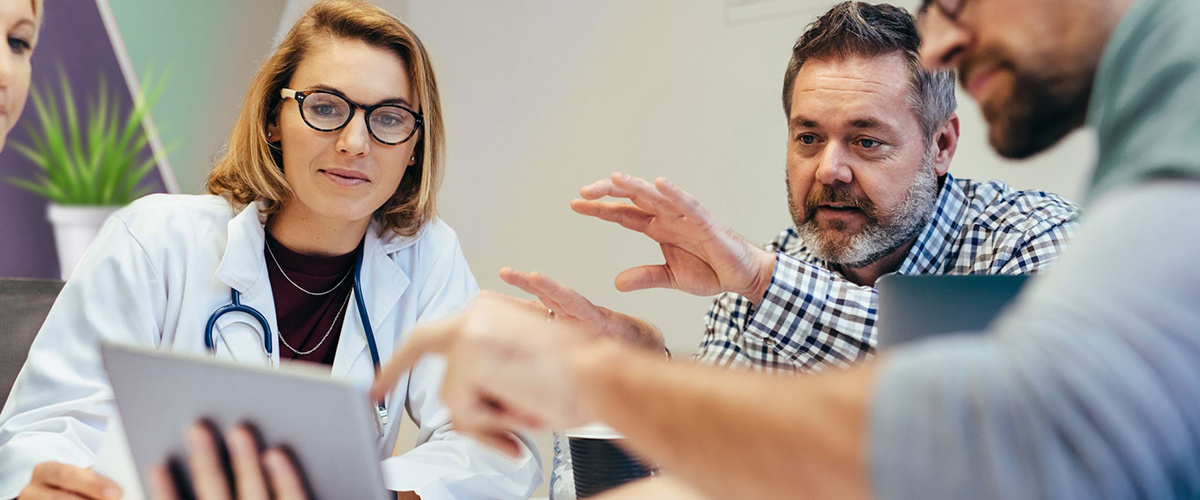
left=101, top=343, right=388, bottom=500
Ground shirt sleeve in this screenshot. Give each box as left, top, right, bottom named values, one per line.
left=381, top=224, right=541, bottom=499
left=694, top=252, right=877, bottom=372
left=871, top=181, right=1200, bottom=499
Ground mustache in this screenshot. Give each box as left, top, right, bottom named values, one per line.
left=803, top=185, right=877, bottom=221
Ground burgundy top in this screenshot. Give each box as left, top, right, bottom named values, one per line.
left=263, top=232, right=361, bottom=366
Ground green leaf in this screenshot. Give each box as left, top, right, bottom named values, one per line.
left=8, top=68, right=169, bottom=205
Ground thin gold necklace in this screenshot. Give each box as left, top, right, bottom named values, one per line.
left=279, top=290, right=352, bottom=356
left=265, top=242, right=353, bottom=296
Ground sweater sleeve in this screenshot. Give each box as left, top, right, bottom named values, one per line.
left=871, top=181, right=1200, bottom=499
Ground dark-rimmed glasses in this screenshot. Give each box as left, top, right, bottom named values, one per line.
left=280, top=88, right=423, bottom=145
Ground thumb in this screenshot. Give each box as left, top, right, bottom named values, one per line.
left=614, top=265, right=674, bottom=292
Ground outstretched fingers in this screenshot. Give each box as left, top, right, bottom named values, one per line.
left=570, top=199, right=654, bottom=233
left=609, top=172, right=683, bottom=218
left=655, top=177, right=716, bottom=228
left=525, top=272, right=605, bottom=324
left=497, top=270, right=569, bottom=314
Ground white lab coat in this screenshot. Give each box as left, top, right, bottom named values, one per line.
left=0, top=194, right=541, bottom=499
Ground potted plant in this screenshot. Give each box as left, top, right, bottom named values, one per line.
left=8, top=70, right=166, bottom=279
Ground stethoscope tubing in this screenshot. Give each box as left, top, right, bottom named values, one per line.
left=199, top=237, right=390, bottom=435
left=203, top=248, right=382, bottom=371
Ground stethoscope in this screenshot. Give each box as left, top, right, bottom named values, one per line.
left=203, top=248, right=390, bottom=436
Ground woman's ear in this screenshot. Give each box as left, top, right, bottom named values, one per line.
left=266, top=120, right=281, bottom=144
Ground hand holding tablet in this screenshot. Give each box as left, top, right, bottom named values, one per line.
left=101, top=344, right=388, bottom=500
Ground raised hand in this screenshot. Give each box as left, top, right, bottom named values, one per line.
left=571, top=173, right=776, bottom=304
left=499, top=267, right=665, bottom=351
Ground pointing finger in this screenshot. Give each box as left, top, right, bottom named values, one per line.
left=371, top=315, right=461, bottom=400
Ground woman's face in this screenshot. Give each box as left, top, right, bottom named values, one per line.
left=269, top=36, right=419, bottom=232
left=0, top=0, right=36, bottom=151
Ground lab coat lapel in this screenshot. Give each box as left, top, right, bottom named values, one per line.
left=331, top=222, right=411, bottom=381
left=211, top=202, right=280, bottom=367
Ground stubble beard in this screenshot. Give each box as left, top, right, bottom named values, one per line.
left=789, top=151, right=940, bottom=269
left=967, top=51, right=1092, bottom=160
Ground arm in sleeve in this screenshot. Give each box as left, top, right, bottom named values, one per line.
left=381, top=227, right=541, bottom=500
left=0, top=215, right=166, bottom=497
left=694, top=252, right=878, bottom=372
left=872, top=181, right=1200, bottom=499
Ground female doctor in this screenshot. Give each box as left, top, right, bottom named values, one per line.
left=0, top=1, right=540, bottom=499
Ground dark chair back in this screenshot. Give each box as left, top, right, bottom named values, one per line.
left=0, top=278, right=64, bottom=402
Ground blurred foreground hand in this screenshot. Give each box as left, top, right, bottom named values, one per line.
left=371, top=292, right=611, bottom=456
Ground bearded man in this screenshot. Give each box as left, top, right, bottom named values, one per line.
left=502, top=2, right=1079, bottom=373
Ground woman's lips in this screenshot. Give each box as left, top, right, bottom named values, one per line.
left=321, top=168, right=369, bottom=186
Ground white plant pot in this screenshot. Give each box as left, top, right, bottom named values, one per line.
left=47, top=204, right=120, bottom=280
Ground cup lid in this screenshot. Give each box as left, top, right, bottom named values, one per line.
left=565, top=421, right=625, bottom=439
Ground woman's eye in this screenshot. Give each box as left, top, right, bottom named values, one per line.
left=8, top=37, right=30, bottom=54
left=314, top=104, right=336, bottom=116
left=377, top=114, right=400, bottom=127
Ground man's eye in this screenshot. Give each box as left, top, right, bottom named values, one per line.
left=797, top=134, right=817, bottom=145
left=858, top=138, right=880, bottom=149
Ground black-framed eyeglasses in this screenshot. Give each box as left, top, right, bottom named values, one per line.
left=918, top=0, right=967, bottom=23
left=280, top=88, right=423, bottom=146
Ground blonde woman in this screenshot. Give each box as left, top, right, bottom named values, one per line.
left=0, top=1, right=540, bottom=499
left=0, top=0, right=38, bottom=151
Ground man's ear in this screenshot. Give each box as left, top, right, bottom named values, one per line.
left=931, top=113, right=959, bottom=176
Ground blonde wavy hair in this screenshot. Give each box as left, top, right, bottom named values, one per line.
left=206, top=0, right=443, bottom=237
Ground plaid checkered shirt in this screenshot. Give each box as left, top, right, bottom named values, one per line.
left=693, top=174, right=1080, bottom=373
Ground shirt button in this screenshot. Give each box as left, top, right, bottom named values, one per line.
left=763, top=337, right=778, bottom=346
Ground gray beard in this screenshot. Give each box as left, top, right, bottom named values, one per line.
left=790, top=153, right=939, bottom=268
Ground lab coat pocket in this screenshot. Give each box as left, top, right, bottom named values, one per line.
left=213, top=317, right=273, bottom=366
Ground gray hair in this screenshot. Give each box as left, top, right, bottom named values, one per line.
left=782, top=2, right=956, bottom=142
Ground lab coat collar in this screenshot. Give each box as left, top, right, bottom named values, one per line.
left=213, top=201, right=416, bottom=379
left=330, top=219, right=414, bottom=380
left=211, top=202, right=278, bottom=365
left=214, top=201, right=271, bottom=295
